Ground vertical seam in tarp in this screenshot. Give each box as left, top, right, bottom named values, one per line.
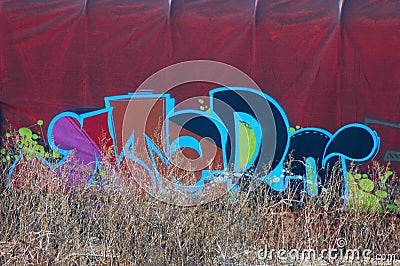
left=338, top=0, right=345, bottom=125
left=0, top=1, right=3, bottom=136
left=82, top=0, right=89, bottom=106
left=167, top=0, right=173, bottom=64
left=251, top=0, right=259, bottom=78
left=0, top=1, right=4, bottom=103
left=339, top=0, right=344, bottom=18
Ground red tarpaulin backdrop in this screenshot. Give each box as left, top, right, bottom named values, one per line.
left=1, top=0, right=400, bottom=168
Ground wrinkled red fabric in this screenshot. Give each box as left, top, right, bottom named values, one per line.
left=1, top=0, right=399, bottom=167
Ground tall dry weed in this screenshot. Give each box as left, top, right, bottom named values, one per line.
left=0, top=134, right=399, bottom=265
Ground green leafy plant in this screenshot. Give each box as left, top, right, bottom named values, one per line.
left=1, top=120, right=62, bottom=164
left=348, top=169, right=399, bottom=214
left=1, top=124, right=399, bottom=265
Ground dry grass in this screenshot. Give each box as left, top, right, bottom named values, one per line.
left=0, top=136, right=399, bottom=265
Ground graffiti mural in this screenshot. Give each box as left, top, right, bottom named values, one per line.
left=7, top=87, right=380, bottom=205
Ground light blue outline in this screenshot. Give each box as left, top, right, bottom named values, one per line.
left=322, top=123, right=380, bottom=165
left=321, top=123, right=380, bottom=204
left=170, top=136, right=203, bottom=158
left=209, top=87, right=292, bottom=191
left=104, top=93, right=175, bottom=166
left=167, top=109, right=229, bottom=170
left=285, top=127, right=332, bottom=196
left=305, top=157, right=318, bottom=196
left=165, top=109, right=230, bottom=196
left=233, top=112, right=261, bottom=171
left=6, top=89, right=381, bottom=204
